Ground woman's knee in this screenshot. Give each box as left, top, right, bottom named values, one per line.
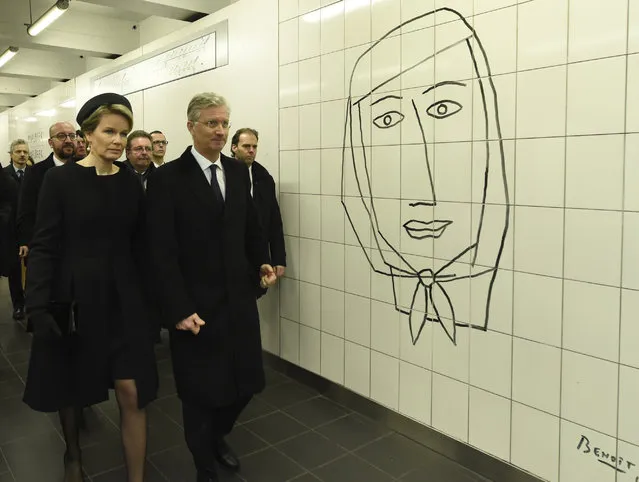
left=115, top=380, right=139, bottom=409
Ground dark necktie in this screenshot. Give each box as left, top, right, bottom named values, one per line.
left=17, top=170, right=23, bottom=182
left=210, top=164, right=224, bottom=205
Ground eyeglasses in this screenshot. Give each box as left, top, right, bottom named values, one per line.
left=131, top=146, right=152, bottom=153
left=196, top=120, right=231, bottom=130
left=51, top=133, right=77, bottom=141
left=152, top=140, right=168, bottom=146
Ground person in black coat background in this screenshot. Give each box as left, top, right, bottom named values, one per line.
left=24, top=93, right=157, bottom=482
left=3, top=139, right=30, bottom=319
left=230, top=128, right=286, bottom=289
left=146, top=92, right=277, bottom=482
left=0, top=169, right=16, bottom=281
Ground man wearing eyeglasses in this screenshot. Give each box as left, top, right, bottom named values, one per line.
left=150, top=130, right=168, bottom=168
left=124, top=130, right=155, bottom=191
left=17, top=122, right=77, bottom=261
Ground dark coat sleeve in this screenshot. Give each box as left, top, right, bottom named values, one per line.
left=243, top=167, right=270, bottom=274
left=16, top=166, right=40, bottom=246
left=146, top=170, right=196, bottom=327
left=266, top=175, right=286, bottom=267
left=0, top=171, right=17, bottom=276
left=24, top=169, right=63, bottom=316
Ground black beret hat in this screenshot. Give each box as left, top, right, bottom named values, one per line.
left=76, top=92, right=132, bottom=127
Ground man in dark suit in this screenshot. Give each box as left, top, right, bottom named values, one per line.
left=0, top=169, right=17, bottom=293
left=146, top=92, right=277, bottom=482
left=17, top=122, right=77, bottom=256
left=3, top=139, right=31, bottom=319
left=124, top=130, right=155, bottom=191
left=230, top=128, right=286, bottom=282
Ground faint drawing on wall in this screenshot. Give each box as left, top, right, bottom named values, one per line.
left=342, top=8, right=510, bottom=346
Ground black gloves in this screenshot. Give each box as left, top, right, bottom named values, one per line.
left=29, top=312, right=62, bottom=338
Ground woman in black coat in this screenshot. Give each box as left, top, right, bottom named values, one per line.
left=23, top=93, right=157, bottom=482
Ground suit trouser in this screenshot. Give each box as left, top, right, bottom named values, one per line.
left=182, top=395, right=252, bottom=472
left=7, top=256, right=24, bottom=309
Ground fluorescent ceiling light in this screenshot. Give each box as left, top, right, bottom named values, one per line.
left=36, top=109, right=57, bottom=117
left=0, top=46, right=19, bottom=68
left=28, top=0, right=70, bottom=37
left=60, top=99, right=76, bottom=108
left=24, top=117, right=38, bottom=122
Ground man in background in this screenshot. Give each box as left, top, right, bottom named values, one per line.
left=231, top=128, right=286, bottom=280
left=150, top=130, right=168, bottom=168
left=74, top=130, right=87, bottom=161
left=124, top=130, right=155, bottom=191
left=2, top=140, right=30, bottom=320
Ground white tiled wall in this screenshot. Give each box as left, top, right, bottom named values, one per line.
left=277, top=1, right=639, bottom=481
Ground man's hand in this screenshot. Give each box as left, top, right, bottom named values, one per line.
left=176, top=313, right=205, bottom=335
left=18, top=246, right=28, bottom=258
left=275, top=265, right=286, bottom=278
left=260, top=264, right=277, bottom=289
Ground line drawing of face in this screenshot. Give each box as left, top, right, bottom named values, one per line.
left=342, top=8, right=510, bottom=346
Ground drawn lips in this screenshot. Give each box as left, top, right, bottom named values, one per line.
left=403, top=220, right=453, bottom=240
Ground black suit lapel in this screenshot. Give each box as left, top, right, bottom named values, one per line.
left=183, top=151, right=220, bottom=216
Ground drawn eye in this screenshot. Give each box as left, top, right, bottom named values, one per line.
left=373, top=111, right=405, bottom=129
left=426, top=100, right=462, bottom=119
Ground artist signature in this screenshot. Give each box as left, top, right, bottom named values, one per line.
left=577, top=435, right=637, bottom=478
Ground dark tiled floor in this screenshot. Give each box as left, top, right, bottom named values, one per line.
left=0, top=280, right=490, bottom=481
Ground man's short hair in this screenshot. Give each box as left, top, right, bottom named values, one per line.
left=187, top=93, right=230, bottom=123
left=149, top=130, right=164, bottom=136
left=9, top=139, right=28, bottom=153
left=230, top=128, right=259, bottom=157
left=126, top=130, right=153, bottom=150
left=76, top=130, right=85, bottom=140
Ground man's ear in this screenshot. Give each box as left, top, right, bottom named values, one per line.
left=230, top=144, right=237, bottom=155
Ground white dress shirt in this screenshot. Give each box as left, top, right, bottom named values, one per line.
left=248, top=163, right=254, bottom=198
left=191, top=146, right=226, bottom=199
left=53, top=155, right=65, bottom=167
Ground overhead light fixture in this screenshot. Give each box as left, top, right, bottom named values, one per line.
left=60, top=99, right=76, bottom=108
left=27, top=0, right=70, bottom=37
left=0, top=46, right=19, bottom=68
left=36, top=109, right=57, bottom=117
left=24, top=117, right=38, bottom=123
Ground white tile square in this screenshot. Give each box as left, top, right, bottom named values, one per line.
left=320, top=148, right=341, bottom=196
left=471, top=139, right=514, bottom=206
left=517, top=0, right=568, bottom=70
left=321, top=332, right=345, bottom=384
left=299, top=0, right=319, bottom=14
left=371, top=0, right=400, bottom=40
left=299, top=194, right=321, bottom=239
left=626, top=134, right=639, bottom=212
left=401, top=0, right=435, bottom=30
left=321, top=241, right=345, bottom=290
left=345, top=0, right=371, bottom=48
left=559, top=420, right=616, bottom=482
left=621, top=289, right=639, bottom=368
left=619, top=365, right=639, bottom=446
left=568, top=0, right=627, bottom=63
left=284, top=235, right=300, bottom=280
left=260, top=294, right=280, bottom=354
left=512, top=339, right=561, bottom=415
left=299, top=57, right=321, bottom=105
left=473, top=0, right=516, bottom=13
left=471, top=268, right=513, bottom=336
left=514, top=272, right=563, bottom=347
left=345, top=341, right=370, bottom=396
left=631, top=0, right=639, bottom=54
left=371, top=198, right=401, bottom=254
left=370, top=351, right=400, bottom=410
left=473, top=72, right=517, bottom=142
left=370, top=300, right=400, bottom=357
left=371, top=33, right=401, bottom=94
left=618, top=442, right=639, bottom=482
left=432, top=374, right=469, bottom=443
left=623, top=212, right=639, bottom=290
left=280, top=108, right=299, bottom=150
left=321, top=286, right=345, bottom=337
left=344, top=293, right=371, bottom=347
left=565, top=135, right=624, bottom=211
left=299, top=325, right=322, bottom=374
left=470, top=203, right=513, bottom=271
left=280, top=63, right=299, bottom=108
left=564, top=209, right=622, bottom=287
left=399, top=361, right=432, bottom=426
left=400, top=311, right=433, bottom=370
left=472, top=6, right=517, bottom=76
left=299, top=104, right=321, bottom=149
left=627, top=54, right=639, bottom=133
left=300, top=281, right=321, bottom=329
left=433, top=328, right=470, bottom=383
left=299, top=149, right=321, bottom=194
left=511, top=403, right=560, bottom=482
left=321, top=99, right=347, bottom=148
left=469, top=330, right=511, bottom=398
left=370, top=264, right=394, bottom=304
left=280, top=193, right=300, bottom=237
left=516, top=65, right=567, bottom=139
left=566, top=57, right=627, bottom=136
left=399, top=27, right=434, bottom=91
left=280, top=0, right=298, bottom=21
left=343, top=195, right=373, bottom=249
left=281, top=318, right=300, bottom=363
left=321, top=195, right=345, bottom=243
left=320, top=1, right=344, bottom=54
left=514, top=206, right=564, bottom=278
left=400, top=144, right=434, bottom=202
left=468, top=388, right=511, bottom=462
left=561, top=350, right=618, bottom=436
left=371, top=146, right=400, bottom=199
left=563, top=281, right=620, bottom=362
left=299, top=238, right=321, bottom=284
left=280, top=278, right=300, bottom=322
left=433, top=142, right=472, bottom=203
left=345, top=44, right=372, bottom=98
left=432, top=201, right=472, bottom=267
left=515, top=137, right=565, bottom=208
left=321, top=51, right=345, bottom=101
left=280, top=150, right=300, bottom=194
left=280, top=18, right=299, bottom=65
left=299, top=15, right=321, bottom=60
left=345, top=244, right=370, bottom=298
